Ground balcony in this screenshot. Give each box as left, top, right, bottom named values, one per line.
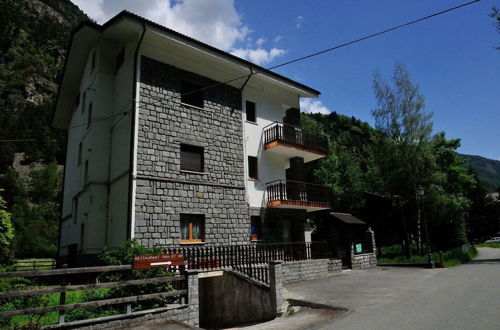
left=263, top=122, right=328, bottom=163
left=266, top=180, right=331, bottom=212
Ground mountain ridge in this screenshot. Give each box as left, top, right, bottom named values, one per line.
left=459, top=153, right=500, bottom=192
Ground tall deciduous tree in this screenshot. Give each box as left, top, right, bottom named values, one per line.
left=372, top=63, right=435, bottom=256
left=491, top=7, right=500, bottom=49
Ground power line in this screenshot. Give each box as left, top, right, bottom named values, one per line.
left=268, top=0, right=481, bottom=70
left=147, top=0, right=480, bottom=108
left=60, top=0, right=479, bottom=129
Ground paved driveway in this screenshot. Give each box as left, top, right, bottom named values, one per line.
left=285, top=247, right=500, bottom=330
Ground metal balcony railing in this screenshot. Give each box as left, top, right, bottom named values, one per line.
left=266, top=180, right=331, bottom=208
left=263, top=122, right=328, bottom=154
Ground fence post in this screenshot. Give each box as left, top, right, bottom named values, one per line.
left=269, top=261, right=283, bottom=316
left=186, top=270, right=199, bottom=328
left=58, top=264, right=68, bottom=325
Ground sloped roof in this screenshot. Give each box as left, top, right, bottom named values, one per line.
left=330, top=212, right=367, bottom=225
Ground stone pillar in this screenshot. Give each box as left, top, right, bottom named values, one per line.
left=269, top=261, right=283, bottom=316
left=186, top=270, right=199, bottom=327
left=368, top=227, right=377, bottom=254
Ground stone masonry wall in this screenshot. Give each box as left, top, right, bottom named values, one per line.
left=281, top=258, right=342, bottom=284
left=134, top=56, right=250, bottom=246
left=351, top=253, right=377, bottom=270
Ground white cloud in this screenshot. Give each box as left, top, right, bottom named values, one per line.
left=295, top=15, right=304, bottom=29
left=231, top=48, right=286, bottom=65
left=300, top=99, right=332, bottom=115
left=71, top=0, right=285, bottom=65
left=274, top=35, right=284, bottom=44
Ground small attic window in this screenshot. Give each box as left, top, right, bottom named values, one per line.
left=115, top=48, right=125, bottom=74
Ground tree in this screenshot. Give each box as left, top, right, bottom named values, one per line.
left=372, top=63, right=435, bottom=257
left=491, top=7, right=500, bottom=49
left=0, top=192, right=14, bottom=264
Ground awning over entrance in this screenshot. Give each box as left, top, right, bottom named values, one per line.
left=330, top=212, right=367, bottom=225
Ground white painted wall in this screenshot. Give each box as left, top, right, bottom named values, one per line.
left=60, top=36, right=138, bottom=256
left=242, top=85, right=300, bottom=208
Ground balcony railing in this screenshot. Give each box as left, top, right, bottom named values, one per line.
left=263, top=122, right=328, bottom=155
left=266, top=180, right=331, bottom=210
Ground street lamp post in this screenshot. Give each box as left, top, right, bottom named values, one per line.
left=418, top=185, right=435, bottom=268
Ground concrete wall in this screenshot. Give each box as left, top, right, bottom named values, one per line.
left=242, top=86, right=300, bottom=209
left=281, top=258, right=342, bottom=284
left=199, top=271, right=275, bottom=329
left=59, top=36, right=137, bottom=257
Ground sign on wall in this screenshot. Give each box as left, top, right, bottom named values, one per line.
left=355, top=243, right=363, bottom=253
left=133, top=253, right=184, bottom=269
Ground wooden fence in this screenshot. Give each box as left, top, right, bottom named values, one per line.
left=15, top=259, right=56, bottom=271
left=0, top=265, right=187, bottom=328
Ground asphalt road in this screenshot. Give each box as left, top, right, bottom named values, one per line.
left=285, top=247, right=500, bottom=330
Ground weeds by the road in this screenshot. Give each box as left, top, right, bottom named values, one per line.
left=378, top=244, right=477, bottom=267
left=475, top=242, right=500, bottom=249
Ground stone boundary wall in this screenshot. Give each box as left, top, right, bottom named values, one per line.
left=281, top=258, right=342, bottom=284
left=351, top=253, right=377, bottom=270
left=77, top=305, right=192, bottom=330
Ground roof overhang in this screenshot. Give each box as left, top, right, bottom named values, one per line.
left=330, top=212, right=367, bottom=225
left=53, top=24, right=101, bottom=129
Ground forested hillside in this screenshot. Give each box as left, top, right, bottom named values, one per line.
left=460, top=154, right=500, bottom=192
left=0, top=0, right=88, bottom=171
left=0, top=0, right=88, bottom=262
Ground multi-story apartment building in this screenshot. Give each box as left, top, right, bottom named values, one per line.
left=53, top=11, right=331, bottom=262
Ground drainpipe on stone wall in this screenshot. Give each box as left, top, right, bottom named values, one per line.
left=126, top=22, right=147, bottom=240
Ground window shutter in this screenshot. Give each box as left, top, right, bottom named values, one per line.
left=181, top=145, right=204, bottom=172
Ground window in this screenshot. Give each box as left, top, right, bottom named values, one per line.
left=91, top=51, right=96, bottom=73
left=181, top=81, right=204, bottom=108
left=78, top=142, right=82, bottom=166
left=73, top=198, right=78, bottom=224
left=245, top=101, right=256, bottom=122
left=115, top=48, right=125, bottom=74
left=80, top=223, right=85, bottom=251
left=250, top=216, right=262, bottom=241
left=74, top=92, right=80, bottom=111
left=180, top=144, right=204, bottom=172
left=181, top=214, right=205, bottom=243
left=248, top=156, right=258, bottom=179
left=87, top=103, right=92, bottom=128
left=81, top=92, right=86, bottom=114
left=84, top=160, right=89, bottom=185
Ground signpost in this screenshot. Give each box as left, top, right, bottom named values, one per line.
left=133, top=253, right=184, bottom=269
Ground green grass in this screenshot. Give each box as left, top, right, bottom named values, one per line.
left=378, top=244, right=477, bottom=267
left=475, top=242, right=500, bottom=248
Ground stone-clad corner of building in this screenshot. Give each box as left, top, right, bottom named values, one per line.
left=133, top=56, right=251, bottom=247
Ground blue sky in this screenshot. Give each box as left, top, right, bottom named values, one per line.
left=72, top=0, right=499, bottom=160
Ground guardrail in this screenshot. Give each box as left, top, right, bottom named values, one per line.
left=266, top=180, right=331, bottom=208
left=165, top=241, right=331, bottom=284
left=263, top=122, right=328, bottom=153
